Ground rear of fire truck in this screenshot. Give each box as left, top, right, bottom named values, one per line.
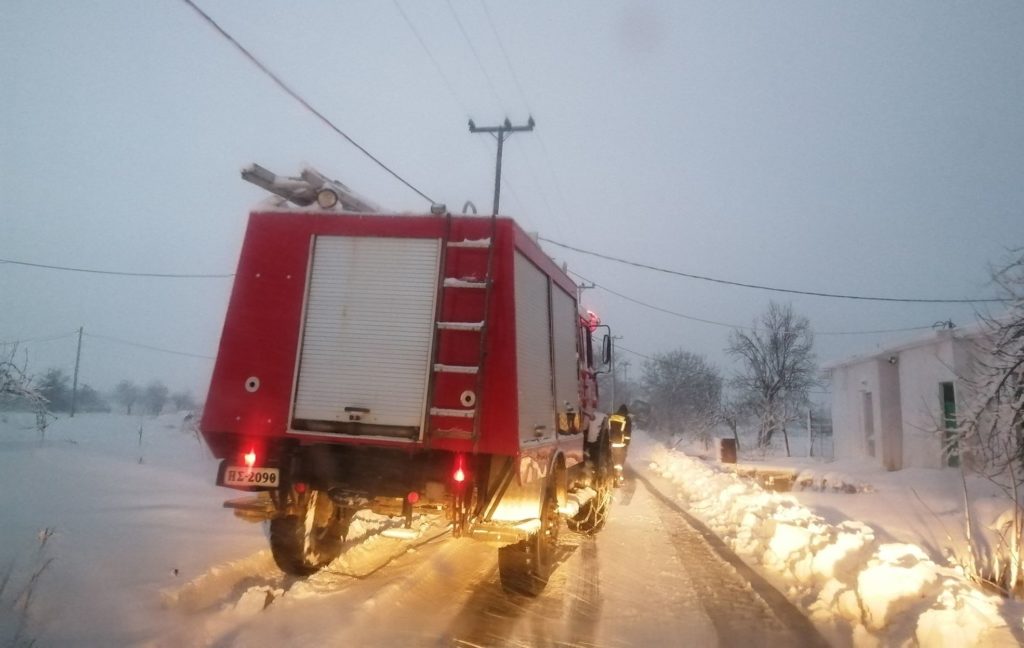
left=199, top=166, right=622, bottom=595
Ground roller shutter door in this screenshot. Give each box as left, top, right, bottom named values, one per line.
left=514, top=252, right=555, bottom=444
left=292, top=235, right=440, bottom=437
left=551, top=285, right=579, bottom=415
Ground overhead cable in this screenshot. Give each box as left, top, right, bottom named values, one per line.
left=84, top=333, right=215, bottom=360
left=478, top=0, right=531, bottom=114
left=444, top=0, right=505, bottom=112
left=546, top=238, right=1004, bottom=304
left=478, top=0, right=573, bottom=231
left=616, top=344, right=654, bottom=361
left=391, top=0, right=471, bottom=117
left=0, top=330, right=80, bottom=346
left=570, top=271, right=937, bottom=336
left=180, top=0, right=435, bottom=205
left=0, top=257, right=233, bottom=279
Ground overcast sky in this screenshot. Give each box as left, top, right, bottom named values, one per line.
left=2, top=1, right=1022, bottom=398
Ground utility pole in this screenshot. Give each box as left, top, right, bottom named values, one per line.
left=576, top=280, right=595, bottom=304
left=70, top=326, right=83, bottom=417
left=468, top=117, right=535, bottom=215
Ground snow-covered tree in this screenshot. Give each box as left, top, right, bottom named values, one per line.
left=726, top=302, right=816, bottom=448
left=75, top=384, right=110, bottom=413
left=35, top=368, right=71, bottom=412
left=141, top=381, right=169, bottom=416
left=956, top=249, right=1024, bottom=596
left=114, top=380, right=140, bottom=415
left=169, top=390, right=197, bottom=412
left=0, top=346, right=47, bottom=411
left=641, top=349, right=722, bottom=441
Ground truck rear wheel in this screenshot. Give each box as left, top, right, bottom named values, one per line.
left=567, top=431, right=614, bottom=535
left=498, top=488, right=559, bottom=596
left=269, top=489, right=345, bottom=576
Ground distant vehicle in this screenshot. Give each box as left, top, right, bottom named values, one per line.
left=200, top=166, right=624, bottom=595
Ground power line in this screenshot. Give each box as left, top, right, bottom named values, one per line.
left=180, top=0, right=435, bottom=205
left=391, top=0, right=471, bottom=117
left=0, top=257, right=233, bottom=279
left=570, top=271, right=937, bottom=336
left=478, top=0, right=531, bottom=115
left=545, top=238, right=1004, bottom=304
left=84, top=333, right=215, bottom=360
left=0, top=330, right=80, bottom=346
left=445, top=0, right=506, bottom=113
left=477, top=0, right=571, bottom=236
left=571, top=270, right=750, bottom=330
left=616, top=344, right=654, bottom=361
left=475, top=2, right=566, bottom=239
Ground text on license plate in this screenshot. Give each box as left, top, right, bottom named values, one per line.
left=224, top=466, right=279, bottom=488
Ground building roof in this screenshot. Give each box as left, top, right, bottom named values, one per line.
left=823, top=323, right=987, bottom=371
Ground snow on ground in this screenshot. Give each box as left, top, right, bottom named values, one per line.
left=4, top=411, right=1024, bottom=646
left=635, top=431, right=1024, bottom=647
left=0, top=411, right=268, bottom=645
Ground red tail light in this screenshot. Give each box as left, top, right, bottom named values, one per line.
left=452, top=454, right=467, bottom=483
left=244, top=448, right=256, bottom=467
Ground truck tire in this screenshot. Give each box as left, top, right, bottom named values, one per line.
left=567, top=431, right=614, bottom=535
left=269, top=489, right=344, bottom=576
left=498, top=488, right=559, bottom=596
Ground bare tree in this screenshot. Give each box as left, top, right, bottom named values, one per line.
left=141, top=381, right=169, bottom=416
left=0, top=346, right=47, bottom=411
left=717, top=391, right=751, bottom=451
left=727, top=302, right=816, bottom=448
left=641, top=349, right=722, bottom=442
left=170, top=390, right=197, bottom=412
left=35, top=368, right=71, bottom=412
left=114, top=380, right=140, bottom=415
left=956, top=249, right=1024, bottom=596
left=1, top=346, right=54, bottom=439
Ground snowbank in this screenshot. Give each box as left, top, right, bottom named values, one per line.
left=645, top=442, right=1015, bottom=647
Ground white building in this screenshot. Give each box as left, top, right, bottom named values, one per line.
left=828, top=327, right=983, bottom=471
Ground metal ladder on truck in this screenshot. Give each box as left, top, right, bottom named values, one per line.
left=427, top=214, right=498, bottom=443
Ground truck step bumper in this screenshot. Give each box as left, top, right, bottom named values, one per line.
left=468, top=520, right=540, bottom=546
left=223, top=494, right=275, bottom=522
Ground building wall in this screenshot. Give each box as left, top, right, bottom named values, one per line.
left=831, top=359, right=882, bottom=463
left=830, top=330, right=982, bottom=470
left=877, top=358, right=903, bottom=470
left=894, top=338, right=952, bottom=468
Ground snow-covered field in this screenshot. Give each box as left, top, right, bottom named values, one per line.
left=0, top=412, right=266, bottom=645
left=638, top=434, right=1024, bottom=646
left=2, top=412, right=1023, bottom=646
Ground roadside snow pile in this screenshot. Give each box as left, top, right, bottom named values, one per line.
left=648, top=446, right=1011, bottom=647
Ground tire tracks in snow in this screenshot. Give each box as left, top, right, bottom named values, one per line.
left=632, top=466, right=831, bottom=647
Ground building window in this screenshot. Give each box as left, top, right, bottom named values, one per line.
left=940, top=382, right=959, bottom=468
left=862, top=391, right=875, bottom=458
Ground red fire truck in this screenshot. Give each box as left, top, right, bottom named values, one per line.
left=200, top=166, right=621, bottom=595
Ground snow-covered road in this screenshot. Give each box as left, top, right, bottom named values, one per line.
left=160, top=468, right=827, bottom=646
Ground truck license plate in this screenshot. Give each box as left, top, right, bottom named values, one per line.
left=223, top=466, right=279, bottom=488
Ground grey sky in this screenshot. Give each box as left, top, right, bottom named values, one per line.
left=2, top=1, right=1022, bottom=397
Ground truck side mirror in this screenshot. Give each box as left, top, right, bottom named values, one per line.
left=601, top=334, right=612, bottom=366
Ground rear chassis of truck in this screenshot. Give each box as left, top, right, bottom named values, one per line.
left=200, top=210, right=616, bottom=591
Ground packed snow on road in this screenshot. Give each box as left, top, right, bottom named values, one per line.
left=1, top=412, right=1023, bottom=646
